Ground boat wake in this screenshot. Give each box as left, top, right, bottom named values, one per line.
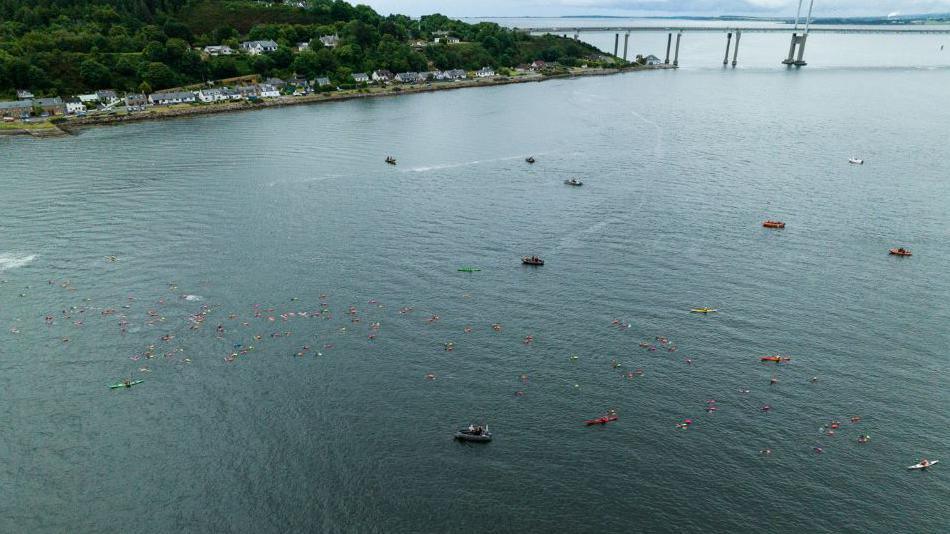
left=0, top=253, right=36, bottom=272
left=182, top=294, right=203, bottom=301
left=405, top=154, right=535, bottom=173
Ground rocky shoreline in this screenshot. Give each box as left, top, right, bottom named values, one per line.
left=8, top=65, right=671, bottom=139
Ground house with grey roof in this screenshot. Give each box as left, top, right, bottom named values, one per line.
left=444, top=69, right=467, bottom=80
left=204, top=45, right=234, bottom=56
left=96, top=90, right=119, bottom=105
left=148, top=91, right=197, bottom=105
left=16, top=89, right=34, bottom=100
left=315, top=77, right=332, bottom=87
left=319, top=35, right=339, bottom=48
left=124, top=93, right=147, bottom=111
left=351, top=72, right=370, bottom=84
left=0, top=99, right=33, bottom=119
left=65, top=98, right=86, bottom=114
left=241, top=40, right=278, bottom=55
left=394, top=72, right=418, bottom=83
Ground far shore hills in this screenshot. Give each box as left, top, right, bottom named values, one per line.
left=1, top=64, right=668, bottom=139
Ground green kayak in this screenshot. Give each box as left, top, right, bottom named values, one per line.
left=109, top=379, right=144, bottom=389
left=458, top=268, right=481, bottom=272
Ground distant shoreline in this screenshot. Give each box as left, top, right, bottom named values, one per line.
left=2, top=65, right=670, bottom=140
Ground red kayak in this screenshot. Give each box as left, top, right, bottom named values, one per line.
left=585, top=415, right=618, bottom=426
left=760, top=356, right=790, bottom=363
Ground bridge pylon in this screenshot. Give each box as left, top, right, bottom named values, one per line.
left=782, top=33, right=808, bottom=66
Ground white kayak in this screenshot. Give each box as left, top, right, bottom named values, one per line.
left=907, top=460, right=938, bottom=470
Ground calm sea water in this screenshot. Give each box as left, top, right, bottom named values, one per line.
left=2, top=20, right=949, bottom=533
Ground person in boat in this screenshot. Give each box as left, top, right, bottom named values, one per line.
left=920, top=458, right=929, bottom=467
left=123, top=378, right=132, bottom=387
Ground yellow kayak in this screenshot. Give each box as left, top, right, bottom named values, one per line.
left=690, top=308, right=718, bottom=313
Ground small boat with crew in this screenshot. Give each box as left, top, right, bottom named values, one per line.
left=109, top=378, right=144, bottom=389
left=385, top=156, right=397, bottom=165
left=563, top=178, right=583, bottom=186
left=889, top=247, right=912, bottom=257
left=525, top=156, right=536, bottom=164
left=522, top=256, right=544, bottom=266
left=908, top=459, right=938, bottom=470
left=762, top=220, right=785, bottom=229
left=849, top=156, right=864, bottom=165
left=585, top=413, right=619, bottom=426
left=455, top=424, right=492, bottom=442
left=760, top=355, right=791, bottom=363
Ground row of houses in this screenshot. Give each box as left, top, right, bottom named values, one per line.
left=358, top=68, right=482, bottom=84
left=3, top=64, right=500, bottom=120
left=204, top=35, right=340, bottom=57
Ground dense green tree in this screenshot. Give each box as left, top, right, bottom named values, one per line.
left=79, top=59, right=111, bottom=88
left=142, top=61, right=176, bottom=89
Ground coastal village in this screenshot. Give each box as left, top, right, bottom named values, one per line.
left=1, top=32, right=656, bottom=136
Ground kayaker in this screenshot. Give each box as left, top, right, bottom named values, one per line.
left=920, top=458, right=929, bottom=467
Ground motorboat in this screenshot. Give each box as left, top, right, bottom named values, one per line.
left=455, top=424, right=492, bottom=442
left=849, top=156, right=864, bottom=165
left=522, top=256, right=544, bottom=266
left=385, top=156, right=397, bottom=165
left=762, top=220, right=785, bottom=229
left=889, top=247, right=912, bottom=257
left=525, top=156, right=536, bottom=164
left=564, top=178, right=583, bottom=186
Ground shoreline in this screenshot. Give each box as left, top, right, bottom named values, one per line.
left=6, top=65, right=671, bottom=139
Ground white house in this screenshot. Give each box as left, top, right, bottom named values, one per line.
left=644, top=54, right=662, bottom=66
left=372, top=70, right=393, bottom=82
left=16, top=89, right=34, bottom=100
left=241, top=40, right=278, bottom=55
left=476, top=67, right=495, bottom=78
left=204, top=45, right=233, bottom=56
left=77, top=93, right=99, bottom=104
left=258, top=84, right=280, bottom=98
left=351, top=72, right=370, bottom=84
left=198, top=88, right=229, bottom=103
left=148, top=91, right=196, bottom=105
left=296, top=41, right=310, bottom=51
left=319, top=35, right=339, bottom=48
left=96, top=90, right=120, bottom=106
left=65, top=98, right=86, bottom=114
left=444, top=69, right=467, bottom=80
left=315, top=77, right=331, bottom=87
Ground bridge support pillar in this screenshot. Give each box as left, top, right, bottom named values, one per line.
left=623, top=33, right=629, bottom=61
left=794, top=33, right=808, bottom=66
left=665, top=33, right=672, bottom=64
left=723, top=32, right=732, bottom=65
left=614, top=33, right=619, bottom=57
left=731, top=31, right=741, bottom=66
left=673, top=33, right=681, bottom=67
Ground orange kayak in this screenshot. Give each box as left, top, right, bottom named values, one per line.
left=763, top=220, right=785, bottom=229
left=760, top=356, right=790, bottom=363
left=889, top=248, right=912, bottom=256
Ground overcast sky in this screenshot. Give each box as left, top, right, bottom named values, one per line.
left=357, top=1, right=950, bottom=18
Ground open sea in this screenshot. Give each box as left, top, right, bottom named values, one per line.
left=1, top=18, right=949, bottom=533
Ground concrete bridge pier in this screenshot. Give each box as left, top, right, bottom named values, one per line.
left=665, top=33, right=672, bottom=64
left=783, top=33, right=799, bottom=65
left=623, top=33, right=630, bottom=61
left=614, top=33, right=619, bottom=57
left=794, top=33, right=808, bottom=66
left=722, top=32, right=732, bottom=65
left=673, top=33, right=681, bottom=67
left=731, top=31, right=741, bottom=66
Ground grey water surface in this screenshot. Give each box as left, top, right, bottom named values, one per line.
left=2, top=24, right=949, bottom=534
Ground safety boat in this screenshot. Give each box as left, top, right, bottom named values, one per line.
left=522, top=256, right=544, bottom=266
left=762, top=220, right=786, bottom=229
left=889, top=248, right=912, bottom=257
left=525, top=156, right=536, bottom=164
left=849, top=156, right=864, bottom=165
left=564, top=178, right=583, bottom=186
left=455, top=424, right=492, bottom=442
left=908, top=459, right=938, bottom=470
left=385, top=156, right=397, bottom=165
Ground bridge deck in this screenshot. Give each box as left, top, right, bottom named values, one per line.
left=523, top=26, right=950, bottom=35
